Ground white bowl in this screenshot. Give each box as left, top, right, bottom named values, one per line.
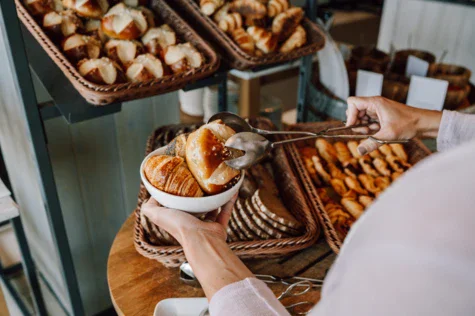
left=140, top=146, right=244, bottom=215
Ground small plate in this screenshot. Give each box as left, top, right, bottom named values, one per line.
left=154, top=298, right=208, bottom=316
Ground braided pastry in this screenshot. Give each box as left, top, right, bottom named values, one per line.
left=327, top=202, right=353, bottom=238
left=268, top=0, right=289, bottom=18
left=359, top=195, right=374, bottom=207
left=247, top=26, right=278, bottom=54
left=373, top=157, right=392, bottom=176
left=341, top=198, right=364, bottom=219
left=231, top=28, right=255, bottom=55
left=357, top=174, right=380, bottom=195
left=389, top=144, right=409, bottom=162
left=312, top=155, right=332, bottom=184
left=330, top=178, right=348, bottom=197
left=316, top=139, right=339, bottom=164
left=219, top=13, right=243, bottom=33
left=344, top=176, right=368, bottom=195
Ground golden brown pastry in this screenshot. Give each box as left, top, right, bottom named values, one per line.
left=389, top=144, right=409, bottom=162
left=342, top=189, right=358, bottom=199
left=379, top=144, right=393, bottom=157
left=123, top=0, right=147, bottom=7
left=312, top=155, right=331, bottom=184
left=84, top=19, right=107, bottom=42
left=186, top=120, right=240, bottom=195
left=43, top=10, right=83, bottom=40
left=126, top=54, right=164, bottom=82
left=78, top=57, right=125, bottom=85
left=141, top=25, right=176, bottom=59
left=25, top=0, right=53, bottom=17
left=101, top=3, right=148, bottom=40
left=138, top=6, right=157, bottom=29
left=219, top=13, right=243, bottom=33
left=62, top=34, right=101, bottom=64
left=330, top=178, right=348, bottom=197
left=341, top=198, right=364, bottom=219
left=272, top=7, right=304, bottom=42
left=244, top=16, right=267, bottom=27
left=359, top=195, right=374, bottom=208
left=267, top=0, right=289, bottom=17
left=231, top=28, right=255, bottom=55
left=213, top=3, right=230, bottom=22
left=347, top=141, right=361, bottom=158
left=344, top=167, right=358, bottom=179
left=246, top=27, right=278, bottom=54
left=200, top=0, right=224, bottom=16
left=144, top=155, right=204, bottom=197
left=316, top=139, right=339, bottom=164
left=328, top=162, right=346, bottom=180
left=334, top=142, right=352, bottom=165
left=358, top=174, right=380, bottom=195
left=327, top=202, right=353, bottom=238
left=373, top=157, right=392, bottom=177
left=299, top=147, right=322, bottom=186
left=358, top=156, right=380, bottom=178
left=317, top=188, right=331, bottom=204
left=391, top=172, right=402, bottom=181
left=368, top=148, right=383, bottom=159
left=279, top=25, right=306, bottom=53
left=62, top=0, right=109, bottom=19
left=165, top=134, right=188, bottom=158
left=229, top=0, right=267, bottom=19
left=374, top=176, right=391, bottom=191
left=344, top=176, right=369, bottom=195
left=386, top=155, right=411, bottom=173
left=105, top=39, right=144, bottom=68
left=164, top=43, right=204, bottom=74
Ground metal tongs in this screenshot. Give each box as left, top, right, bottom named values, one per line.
left=212, top=113, right=409, bottom=170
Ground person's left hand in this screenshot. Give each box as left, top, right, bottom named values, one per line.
left=141, top=195, right=238, bottom=245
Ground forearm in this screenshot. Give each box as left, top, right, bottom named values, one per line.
left=181, top=230, right=254, bottom=299
left=414, top=108, right=443, bottom=138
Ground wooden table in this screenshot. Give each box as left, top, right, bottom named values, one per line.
left=108, top=214, right=336, bottom=316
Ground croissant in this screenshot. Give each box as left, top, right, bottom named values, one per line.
left=144, top=155, right=204, bottom=197
left=374, top=176, right=391, bottom=191
left=330, top=178, right=348, bottom=197
left=328, top=162, right=346, bottom=180
left=312, top=155, right=331, bottom=184
left=389, top=144, right=408, bottom=162
left=373, top=157, right=392, bottom=177
left=316, top=139, right=339, bottom=164
left=200, top=0, right=224, bottom=16
left=272, top=7, right=304, bottom=42
left=219, top=13, right=243, bottom=33
left=229, top=0, right=267, bottom=19
left=344, top=176, right=368, bottom=195
left=267, top=0, right=288, bottom=17
left=358, top=156, right=380, bottom=178
left=186, top=120, right=241, bottom=195
left=341, top=198, right=364, bottom=219
left=327, top=203, right=353, bottom=238
left=359, top=195, right=374, bottom=208
left=358, top=174, right=380, bottom=194
left=299, top=147, right=322, bottom=186
left=231, top=28, right=255, bottom=55
left=279, top=25, right=306, bottom=53
left=347, top=141, right=361, bottom=158
left=333, top=142, right=352, bottom=165
left=386, top=155, right=411, bottom=173
left=165, top=134, right=188, bottom=158
left=247, top=26, right=278, bottom=54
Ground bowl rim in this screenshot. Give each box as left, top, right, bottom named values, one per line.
left=140, top=146, right=245, bottom=201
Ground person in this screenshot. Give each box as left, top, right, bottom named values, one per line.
left=142, top=96, right=475, bottom=316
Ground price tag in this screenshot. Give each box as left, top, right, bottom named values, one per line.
left=405, top=55, right=429, bottom=78
left=406, top=76, right=448, bottom=111
left=355, top=70, right=383, bottom=97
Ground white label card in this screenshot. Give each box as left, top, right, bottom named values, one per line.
left=405, top=55, right=429, bottom=78
left=406, top=76, right=448, bottom=111
left=355, top=70, right=383, bottom=97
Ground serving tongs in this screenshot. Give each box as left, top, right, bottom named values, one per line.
left=223, top=120, right=410, bottom=170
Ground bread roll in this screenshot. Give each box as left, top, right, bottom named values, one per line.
left=272, top=7, right=304, bottom=42
left=144, top=155, right=204, bottom=197
left=231, top=28, right=255, bottom=55
left=279, top=25, right=306, bottom=53
left=247, top=26, right=278, bottom=54
left=186, top=120, right=240, bottom=195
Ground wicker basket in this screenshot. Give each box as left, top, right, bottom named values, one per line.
left=390, top=49, right=436, bottom=75
left=444, top=84, right=471, bottom=110
left=169, top=0, right=325, bottom=70
left=286, top=121, right=432, bottom=253
left=134, top=118, right=321, bottom=267
left=429, top=63, right=472, bottom=87
left=15, top=0, right=220, bottom=105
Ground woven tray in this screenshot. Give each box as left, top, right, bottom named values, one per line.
left=134, top=118, right=320, bottom=267
left=286, top=121, right=432, bottom=253
left=169, top=0, right=325, bottom=70
left=15, top=0, right=220, bottom=105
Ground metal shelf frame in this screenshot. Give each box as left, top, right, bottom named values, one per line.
left=0, top=0, right=318, bottom=314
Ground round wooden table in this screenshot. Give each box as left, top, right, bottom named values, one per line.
left=108, top=213, right=336, bottom=315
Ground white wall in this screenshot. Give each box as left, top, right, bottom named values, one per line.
left=378, top=0, right=475, bottom=83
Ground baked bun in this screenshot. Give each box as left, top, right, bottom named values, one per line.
left=78, top=57, right=125, bottom=84
left=126, top=53, right=164, bottom=82
left=26, top=0, right=53, bottom=17
left=247, top=26, right=277, bottom=54
left=164, top=43, right=204, bottom=74
left=186, top=120, right=240, bottom=195
left=272, top=7, right=304, bottom=42
left=200, top=0, right=224, bottom=16
left=101, top=3, right=148, bottom=40
left=231, top=28, right=255, bottom=55
left=142, top=25, right=176, bottom=58
left=279, top=25, right=306, bottom=53
left=84, top=19, right=107, bottom=42
left=62, top=0, right=109, bottom=19
left=105, top=39, right=144, bottom=67
left=62, top=34, right=102, bottom=63
left=43, top=10, right=83, bottom=40
left=144, top=155, right=204, bottom=197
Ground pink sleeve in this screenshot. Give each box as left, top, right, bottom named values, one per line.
left=209, top=277, right=290, bottom=316
left=437, top=110, right=475, bottom=151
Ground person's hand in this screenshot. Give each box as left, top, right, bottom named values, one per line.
left=346, top=96, right=442, bottom=155
left=141, top=195, right=238, bottom=245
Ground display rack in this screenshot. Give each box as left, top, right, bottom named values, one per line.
left=0, top=0, right=317, bottom=314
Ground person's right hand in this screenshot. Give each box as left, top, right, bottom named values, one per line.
left=346, top=96, right=442, bottom=156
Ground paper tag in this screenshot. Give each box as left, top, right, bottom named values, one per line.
left=406, top=76, right=448, bottom=111
left=405, top=55, right=429, bottom=78
left=355, top=70, right=383, bottom=97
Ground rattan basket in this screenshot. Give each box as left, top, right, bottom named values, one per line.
left=134, top=118, right=321, bottom=267
left=286, top=121, right=432, bottom=253
left=15, top=0, right=220, bottom=105
left=169, top=0, right=325, bottom=70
